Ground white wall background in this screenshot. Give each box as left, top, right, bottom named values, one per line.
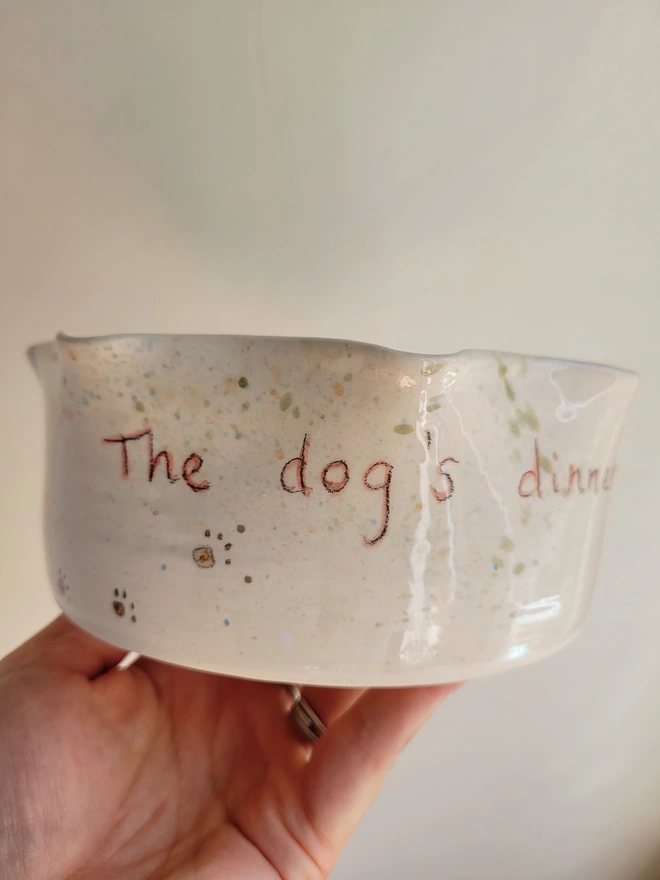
left=1, top=2, right=659, bottom=878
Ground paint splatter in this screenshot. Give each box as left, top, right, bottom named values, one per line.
left=193, top=546, right=215, bottom=568
left=421, top=360, right=446, bottom=376
left=516, top=405, right=540, bottom=431
left=394, top=423, right=415, bottom=435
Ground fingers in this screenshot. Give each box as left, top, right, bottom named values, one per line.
left=300, top=686, right=365, bottom=727
left=2, top=615, right=128, bottom=679
left=303, top=683, right=461, bottom=848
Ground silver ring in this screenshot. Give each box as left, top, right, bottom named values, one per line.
left=286, top=684, right=327, bottom=744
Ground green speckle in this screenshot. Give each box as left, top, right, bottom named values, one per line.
left=134, top=401, right=145, bottom=413
left=426, top=397, right=442, bottom=412
left=421, top=359, right=446, bottom=377
left=203, top=399, right=210, bottom=407
left=238, top=376, right=249, bottom=388
left=516, top=405, right=540, bottom=431
left=242, top=402, right=250, bottom=411
left=561, top=487, right=570, bottom=497
left=244, top=575, right=252, bottom=584
left=498, top=363, right=508, bottom=378
left=513, top=449, right=522, bottom=462
left=280, top=392, right=293, bottom=411
left=375, top=621, right=385, bottom=627
left=292, top=405, right=300, bottom=419
left=500, top=536, right=515, bottom=552
left=344, top=372, right=353, bottom=382
left=492, top=555, right=505, bottom=568
left=513, top=562, right=525, bottom=575
left=237, top=524, right=246, bottom=533
left=540, top=455, right=552, bottom=474
left=504, top=378, right=515, bottom=401
left=509, top=420, right=520, bottom=438
left=394, top=423, right=415, bottom=435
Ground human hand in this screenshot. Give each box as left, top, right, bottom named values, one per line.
left=0, top=616, right=458, bottom=879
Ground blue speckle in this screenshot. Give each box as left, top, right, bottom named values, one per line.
left=218, top=475, right=224, bottom=481
left=224, top=618, right=230, bottom=626
left=493, top=564, right=499, bottom=571
left=143, top=371, right=151, bottom=378
left=112, top=353, right=118, bottom=359
left=184, top=440, right=190, bottom=447
left=256, top=395, right=262, bottom=402
left=244, top=478, right=251, bottom=486
left=273, top=526, right=277, bottom=530
left=174, top=411, right=181, bottom=420
left=126, top=380, right=132, bottom=388
left=370, top=518, right=377, bottom=526
left=234, top=430, right=243, bottom=440
left=150, top=389, right=156, bottom=396
left=81, top=397, right=89, bottom=406
left=161, top=563, right=167, bottom=570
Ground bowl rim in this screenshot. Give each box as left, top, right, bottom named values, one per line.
left=25, top=331, right=639, bottom=380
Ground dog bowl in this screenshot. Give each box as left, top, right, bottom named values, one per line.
left=28, top=333, right=637, bottom=685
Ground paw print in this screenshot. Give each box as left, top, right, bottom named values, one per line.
left=57, top=569, right=72, bottom=602
left=192, top=525, right=251, bottom=582
left=112, top=588, right=136, bottom=623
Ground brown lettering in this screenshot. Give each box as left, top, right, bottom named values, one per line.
left=363, top=461, right=393, bottom=546
left=430, top=457, right=459, bottom=503
left=602, top=466, right=616, bottom=490
left=182, top=453, right=210, bottom=492
left=519, top=439, right=542, bottom=498
left=321, top=460, right=350, bottom=494
left=103, top=427, right=151, bottom=478
left=568, top=465, right=584, bottom=494
left=280, top=433, right=312, bottom=497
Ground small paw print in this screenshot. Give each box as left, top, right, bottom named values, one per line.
left=113, top=588, right=136, bottom=622
left=57, top=569, right=71, bottom=601
left=193, top=525, right=251, bottom=581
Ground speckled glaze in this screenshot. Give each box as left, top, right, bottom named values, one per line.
left=28, top=334, right=637, bottom=685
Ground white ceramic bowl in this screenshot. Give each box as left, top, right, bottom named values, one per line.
left=29, top=334, right=637, bottom=685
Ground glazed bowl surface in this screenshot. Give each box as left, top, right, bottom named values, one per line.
left=29, top=333, right=637, bottom=685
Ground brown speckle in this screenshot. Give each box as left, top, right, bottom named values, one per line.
left=275, top=448, right=284, bottom=460
left=131, top=615, right=137, bottom=623
left=134, top=401, right=145, bottom=413
left=225, top=559, right=231, bottom=565
left=205, top=529, right=211, bottom=537
left=238, top=376, right=249, bottom=388
left=113, top=601, right=125, bottom=617
left=217, top=532, right=223, bottom=540
left=114, top=588, right=119, bottom=597
left=224, top=542, right=232, bottom=551
left=333, top=382, right=345, bottom=397
left=153, top=510, right=159, bottom=516
left=193, top=546, right=215, bottom=568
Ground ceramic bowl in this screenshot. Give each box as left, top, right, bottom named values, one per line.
left=28, top=334, right=637, bottom=685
